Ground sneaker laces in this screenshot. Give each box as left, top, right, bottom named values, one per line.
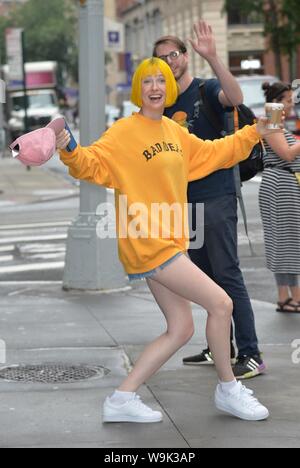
left=236, top=383, right=262, bottom=409
left=131, top=395, right=154, bottom=413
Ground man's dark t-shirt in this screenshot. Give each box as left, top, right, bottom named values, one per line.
left=164, top=78, right=236, bottom=202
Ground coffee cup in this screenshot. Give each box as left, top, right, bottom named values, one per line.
left=265, top=103, right=284, bottom=129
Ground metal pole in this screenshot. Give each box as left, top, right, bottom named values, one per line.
left=0, top=57, right=5, bottom=157
left=21, top=31, right=29, bottom=135
left=21, top=31, right=31, bottom=171
left=0, top=93, right=4, bottom=157
left=63, top=0, right=126, bottom=291
left=139, top=0, right=149, bottom=57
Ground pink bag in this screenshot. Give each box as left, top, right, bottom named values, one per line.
left=10, top=117, right=65, bottom=167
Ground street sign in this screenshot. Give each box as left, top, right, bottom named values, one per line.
left=5, top=28, right=24, bottom=83
left=104, top=18, right=124, bottom=53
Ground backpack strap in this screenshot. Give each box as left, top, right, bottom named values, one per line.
left=237, top=186, right=256, bottom=257
left=198, top=82, right=227, bottom=137
left=227, top=113, right=256, bottom=257
left=233, top=107, right=239, bottom=132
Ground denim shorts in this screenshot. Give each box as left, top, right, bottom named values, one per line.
left=128, top=252, right=184, bottom=282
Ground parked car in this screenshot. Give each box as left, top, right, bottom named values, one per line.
left=105, top=105, right=120, bottom=128
left=105, top=101, right=140, bottom=129
left=2, top=61, right=60, bottom=141
left=122, top=101, right=140, bottom=118
left=237, top=75, right=300, bottom=136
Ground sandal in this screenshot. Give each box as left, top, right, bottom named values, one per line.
left=277, top=298, right=300, bottom=314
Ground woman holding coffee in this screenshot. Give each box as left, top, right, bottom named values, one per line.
left=259, top=82, right=300, bottom=313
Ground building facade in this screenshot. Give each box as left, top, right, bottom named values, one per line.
left=104, top=0, right=126, bottom=106
left=0, top=0, right=27, bottom=16
left=116, top=0, right=300, bottom=84
left=227, top=6, right=300, bottom=81
left=0, top=0, right=124, bottom=106
left=116, top=0, right=227, bottom=79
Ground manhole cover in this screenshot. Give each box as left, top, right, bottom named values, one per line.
left=0, top=364, right=110, bottom=384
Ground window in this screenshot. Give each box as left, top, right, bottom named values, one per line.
left=229, top=52, right=264, bottom=76
left=12, top=93, right=56, bottom=111
left=228, top=8, right=263, bottom=25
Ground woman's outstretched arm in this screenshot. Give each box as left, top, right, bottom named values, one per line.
left=187, top=118, right=283, bottom=181
left=57, top=128, right=120, bottom=189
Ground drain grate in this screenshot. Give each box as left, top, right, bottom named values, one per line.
left=0, top=364, right=110, bottom=384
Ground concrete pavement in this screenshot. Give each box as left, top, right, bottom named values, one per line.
left=0, top=158, right=299, bottom=448
left=0, top=157, right=78, bottom=207
left=0, top=282, right=299, bottom=448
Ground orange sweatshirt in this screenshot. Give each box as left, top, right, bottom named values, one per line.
left=60, top=113, right=260, bottom=274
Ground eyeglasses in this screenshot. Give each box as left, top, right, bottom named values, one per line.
left=158, top=50, right=182, bottom=63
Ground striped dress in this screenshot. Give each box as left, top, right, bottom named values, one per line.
left=259, top=130, right=300, bottom=274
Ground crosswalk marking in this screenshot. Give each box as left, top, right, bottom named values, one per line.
left=0, top=245, right=15, bottom=253
left=0, top=233, right=67, bottom=245
left=0, top=221, right=71, bottom=231
left=250, top=176, right=262, bottom=184
left=0, top=201, right=16, bottom=208
left=0, top=262, right=65, bottom=274
left=238, top=231, right=264, bottom=245
left=0, top=222, right=67, bottom=278
left=0, top=219, right=265, bottom=279
left=0, top=255, right=14, bottom=263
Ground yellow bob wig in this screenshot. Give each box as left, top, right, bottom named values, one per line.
left=131, top=57, right=179, bottom=109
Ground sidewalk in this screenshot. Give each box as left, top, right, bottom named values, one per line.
left=0, top=282, right=299, bottom=448
left=0, top=157, right=78, bottom=206
left=0, top=159, right=299, bottom=448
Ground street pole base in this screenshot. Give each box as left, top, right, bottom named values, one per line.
left=63, top=220, right=127, bottom=291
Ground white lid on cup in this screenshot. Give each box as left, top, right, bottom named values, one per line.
left=265, top=103, right=284, bottom=110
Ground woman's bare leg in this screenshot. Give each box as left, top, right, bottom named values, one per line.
left=118, top=281, right=194, bottom=391
left=118, top=255, right=234, bottom=392
left=278, top=286, right=290, bottom=304
left=290, top=285, right=300, bottom=303
left=149, top=255, right=234, bottom=383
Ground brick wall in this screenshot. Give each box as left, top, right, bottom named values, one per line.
left=296, top=48, right=300, bottom=81
left=116, top=0, right=138, bottom=16
left=0, top=0, right=27, bottom=16
left=0, top=4, right=10, bottom=15
left=264, top=47, right=300, bottom=82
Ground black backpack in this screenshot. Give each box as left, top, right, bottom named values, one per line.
left=199, top=82, right=264, bottom=182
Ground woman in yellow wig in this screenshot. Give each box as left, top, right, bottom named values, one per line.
left=57, top=57, right=279, bottom=424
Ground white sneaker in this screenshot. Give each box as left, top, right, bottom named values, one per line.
left=103, top=394, right=163, bottom=423
left=215, top=381, right=270, bottom=421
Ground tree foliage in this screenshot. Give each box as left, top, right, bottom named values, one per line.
left=0, top=0, right=78, bottom=81
left=224, top=0, right=300, bottom=77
